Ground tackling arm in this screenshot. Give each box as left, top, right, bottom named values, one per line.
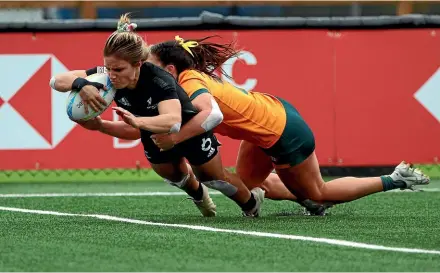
left=173, top=93, right=223, bottom=144
left=135, top=99, right=182, bottom=134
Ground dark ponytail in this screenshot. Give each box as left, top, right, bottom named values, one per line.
left=150, top=35, right=241, bottom=79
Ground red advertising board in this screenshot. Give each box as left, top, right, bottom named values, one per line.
left=0, top=29, right=438, bottom=170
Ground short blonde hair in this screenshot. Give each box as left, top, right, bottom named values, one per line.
left=103, top=13, right=149, bottom=64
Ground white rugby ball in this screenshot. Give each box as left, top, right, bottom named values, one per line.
left=66, top=73, right=116, bottom=121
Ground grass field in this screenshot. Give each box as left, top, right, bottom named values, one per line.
left=1, top=178, right=440, bottom=271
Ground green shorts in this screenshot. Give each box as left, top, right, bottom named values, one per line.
left=261, top=97, right=315, bottom=168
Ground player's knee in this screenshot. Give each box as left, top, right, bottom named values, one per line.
left=306, top=185, right=326, bottom=202
left=265, top=173, right=280, bottom=184
left=307, top=192, right=324, bottom=202
left=164, top=173, right=190, bottom=189
left=259, top=176, right=276, bottom=193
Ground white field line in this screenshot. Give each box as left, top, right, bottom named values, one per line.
left=0, top=206, right=439, bottom=255
left=0, top=191, right=222, bottom=198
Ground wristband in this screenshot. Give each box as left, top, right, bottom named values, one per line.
left=71, top=77, right=90, bottom=91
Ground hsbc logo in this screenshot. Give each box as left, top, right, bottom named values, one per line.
left=0, top=54, right=76, bottom=150
left=414, top=67, right=440, bottom=123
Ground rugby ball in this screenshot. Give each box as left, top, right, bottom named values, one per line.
left=66, top=73, right=116, bottom=121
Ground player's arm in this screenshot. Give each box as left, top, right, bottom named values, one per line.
left=113, top=99, right=182, bottom=134
left=50, top=70, right=87, bottom=92
left=99, top=120, right=141, bottom=140
left=137, top=99, right=181, bottom=133
left=79, top=116, right=141, bottom=140
left=113, top=72, right=182, bottom=134
left=172, top=93, right=223, bottom=144
left=134, top=72, right=182, bottom=133
left=51, top=67, right=107, bottom=112
left=51, top=67, right=138, bottom=138
left=50, top=67, right=106, bottom=92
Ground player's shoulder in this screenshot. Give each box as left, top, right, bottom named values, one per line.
left=140, top=62, right=178, bottom=92
left=141, top=62, right=172, bottom=78
left=179, top=69, right=212, bottom=84
left=180, top=69, right=204, bottom=79
left=141, top=61, right=156, bottom=72
left=86, top=66, right=107, bottom=76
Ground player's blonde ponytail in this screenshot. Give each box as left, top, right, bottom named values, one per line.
left=104, top=13, right=149, bottom=64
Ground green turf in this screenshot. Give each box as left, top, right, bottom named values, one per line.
left=1, top=164, right=438, bottom=183
left=0, top=169, right=162, bottom=183
left=414, top=164, right=440, bottom=178
left=0, top=180, right=439, bottom=271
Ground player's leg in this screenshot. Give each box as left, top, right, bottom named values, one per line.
left=271, top=97, right=430, bottom=205
left=150, top=158, right=199, bottom=199
left=236, top=140, right=327, bottom=215
left=236, top=140, right=296, bottom=201
left=183, top=133, right=264, bottom=217
left=276, top=152, right=429, bottom=204
left=150, top=159, right=216, bottom=217
left=145, top=138, right=216, bottom=217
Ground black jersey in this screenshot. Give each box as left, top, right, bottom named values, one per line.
left=85, top=63, right=220, bottom=166
left=86, top=62, right=198, bottom=129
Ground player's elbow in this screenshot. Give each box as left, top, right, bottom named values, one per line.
left=49, top=76, right=56, bottom=90
left=167, top=114, right=182, bottom=133
left=50, top=73, right=74, bottom=92
left=211, top=110, right=223, bottom=127
left=201, top=106, right=223, bottom=131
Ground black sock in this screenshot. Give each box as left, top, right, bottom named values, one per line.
left=188, top=182, right=204, bottom=201
left=238, top=193, right=257, bottom=211
left=381, top=175, right=406, bottom=191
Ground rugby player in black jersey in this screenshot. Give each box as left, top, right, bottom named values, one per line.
left=50, top=14, right=265, bottom=217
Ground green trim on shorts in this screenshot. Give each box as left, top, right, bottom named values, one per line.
left=190, top=88, right=209, bottom=100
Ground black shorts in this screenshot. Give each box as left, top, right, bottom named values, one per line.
left=142, top=131, right=220, bottom=166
